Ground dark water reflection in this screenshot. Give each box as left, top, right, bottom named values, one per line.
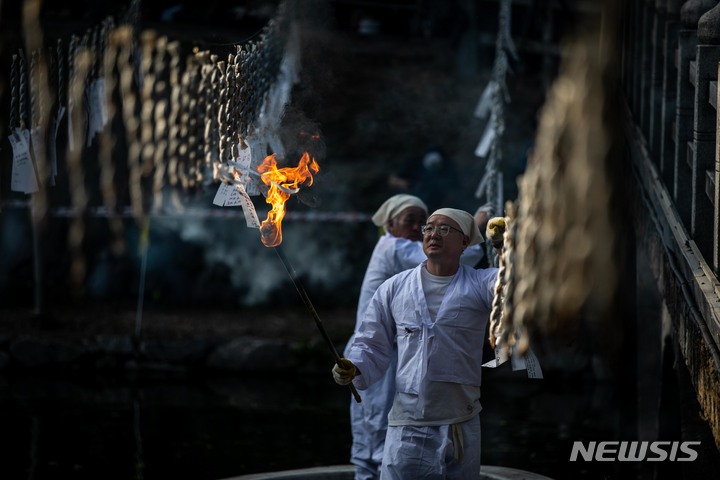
left=1, top=371, right=353, bottom=480
left=0, top=368, right=660, bottom=480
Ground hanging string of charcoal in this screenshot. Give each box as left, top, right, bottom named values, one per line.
left=4, top=0, right=294, bottom=215
left=473, top=0, right=518, bottom=268
left=105, top=1, right=294, bottom=341
left=0, top=0, right=301, bottom=328
left=486, top=31, right=620, bottom=375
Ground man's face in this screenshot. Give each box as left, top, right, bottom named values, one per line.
left=422, top=214, right=469, bottom=260
left=387, top=207, right=426, bottom=241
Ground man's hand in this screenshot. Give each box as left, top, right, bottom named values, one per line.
left=332, top=358, right=358, bottom=385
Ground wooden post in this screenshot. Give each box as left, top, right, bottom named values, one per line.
left=714, top=60, right=720, bottom=273
left=641, top=1, right=655, bottom=136
left=634, top=1, right=645, bottom=113
left=691, top=3, right=720, bottom=264
left=650, top=1, right=667, bottom=158
left=690, top=44, right=720, bottom=264
left=675, top=28, right=698, bottom=227
left=660, top=11, right=681, bottom=186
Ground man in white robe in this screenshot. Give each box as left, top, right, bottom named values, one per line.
left=335, top=208, right=498, bottom=480
left=345, top=197, right=489, bottom=480
left=345, top=194, right=428, bottom=480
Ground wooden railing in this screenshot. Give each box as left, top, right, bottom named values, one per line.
left=621, top=0, right=720, bottom=274
left=620, top=0, right=720, bottom=449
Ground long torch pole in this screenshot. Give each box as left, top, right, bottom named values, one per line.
left=273, top=244, right=362, bottom=403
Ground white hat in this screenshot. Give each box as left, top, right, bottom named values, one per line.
left=474, top=201, right=495, bottom=216
left=372, top=194, right=428, bottom=227
left=428, top=208, right=483, bottom=245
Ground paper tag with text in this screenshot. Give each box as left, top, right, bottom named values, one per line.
left=231, top=183, right=261, bottom=228
left=523, top=348, right=544, bottom=379
left=211, top=182, right=260, bottom=229
left=235, top=141, right=260, bottom=196
left=9, top=128, right=38, bottom=194
left=212, top=182, right=232, bottom=206
left=482, top=342, right=509, bottom=368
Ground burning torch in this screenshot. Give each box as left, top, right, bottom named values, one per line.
left=255, top=153, right=362, bottom=403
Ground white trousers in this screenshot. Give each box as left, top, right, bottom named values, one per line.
left=379, top=415, right=481, bottom=480
left=350, top=355, right=396, bottom=480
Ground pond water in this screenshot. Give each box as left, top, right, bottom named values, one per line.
left=0, top=367, right=691, bottom=480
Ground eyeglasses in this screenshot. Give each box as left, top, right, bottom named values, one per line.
left=420, top=224, right=464, bottom=237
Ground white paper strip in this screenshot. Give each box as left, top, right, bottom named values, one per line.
left=212, top=182, right=232, bottom=206
left=511, top=348, right=526, bottom=371
left=474, top=122, right=496, bottom=158
left=482, top=341, right=543, bottom=379
left=474, top=81, right=495, bottom=119
left=474, top=170, right=491, bottom=199
left=224, top=183, right=245, bottom=207
left=212, top=182, right=260, bottom=229
left=96, top=79, right=108, bottom=128
left=233, top=183, right=261, bottom=229
left=9, top=128, right=38, bottom=194
left=523, top=348, right=544, bottom=379
left=482, top=343, right=509, bottom=368
left=235, top=141, right=261, bottom=196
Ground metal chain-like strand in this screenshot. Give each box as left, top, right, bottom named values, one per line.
left=18, top=51, right=28, bottom=129
left=478, top=0, right=512, bottom=268
left=56, top=39, right=65, bottom=107
left=6, top=0, right=295, bottom=206
left=10, top=54, right=19, bottom=130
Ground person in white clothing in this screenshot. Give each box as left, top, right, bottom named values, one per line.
left=344, top=193, right=428, bottom=480
left=345, top=196, right=490, bottom=480
left=335, top=208, right=499, bottom=480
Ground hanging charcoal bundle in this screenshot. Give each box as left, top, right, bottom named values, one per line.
left=509, top=34, right=619, bottom=354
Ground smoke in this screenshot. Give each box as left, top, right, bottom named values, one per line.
left=166, top=211, right=354, bottom=306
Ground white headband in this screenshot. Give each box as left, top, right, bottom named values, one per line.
left=372, top=194, right=428, bottom=227
left=428, top=208, right=483, bottom=245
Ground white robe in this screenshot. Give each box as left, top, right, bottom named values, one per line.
left=346, top=262, right=497, bottom=479
left=344, top=234, right=425, bottom=480
left=344, top=235, right=488, bottom=480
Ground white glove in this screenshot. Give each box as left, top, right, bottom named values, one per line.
left=486, top=217, right=507, bottom=249
left=332, top=358, right=357, bottom=385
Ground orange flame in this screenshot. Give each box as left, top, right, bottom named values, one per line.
left=258, top=152, right=319, bottom=247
